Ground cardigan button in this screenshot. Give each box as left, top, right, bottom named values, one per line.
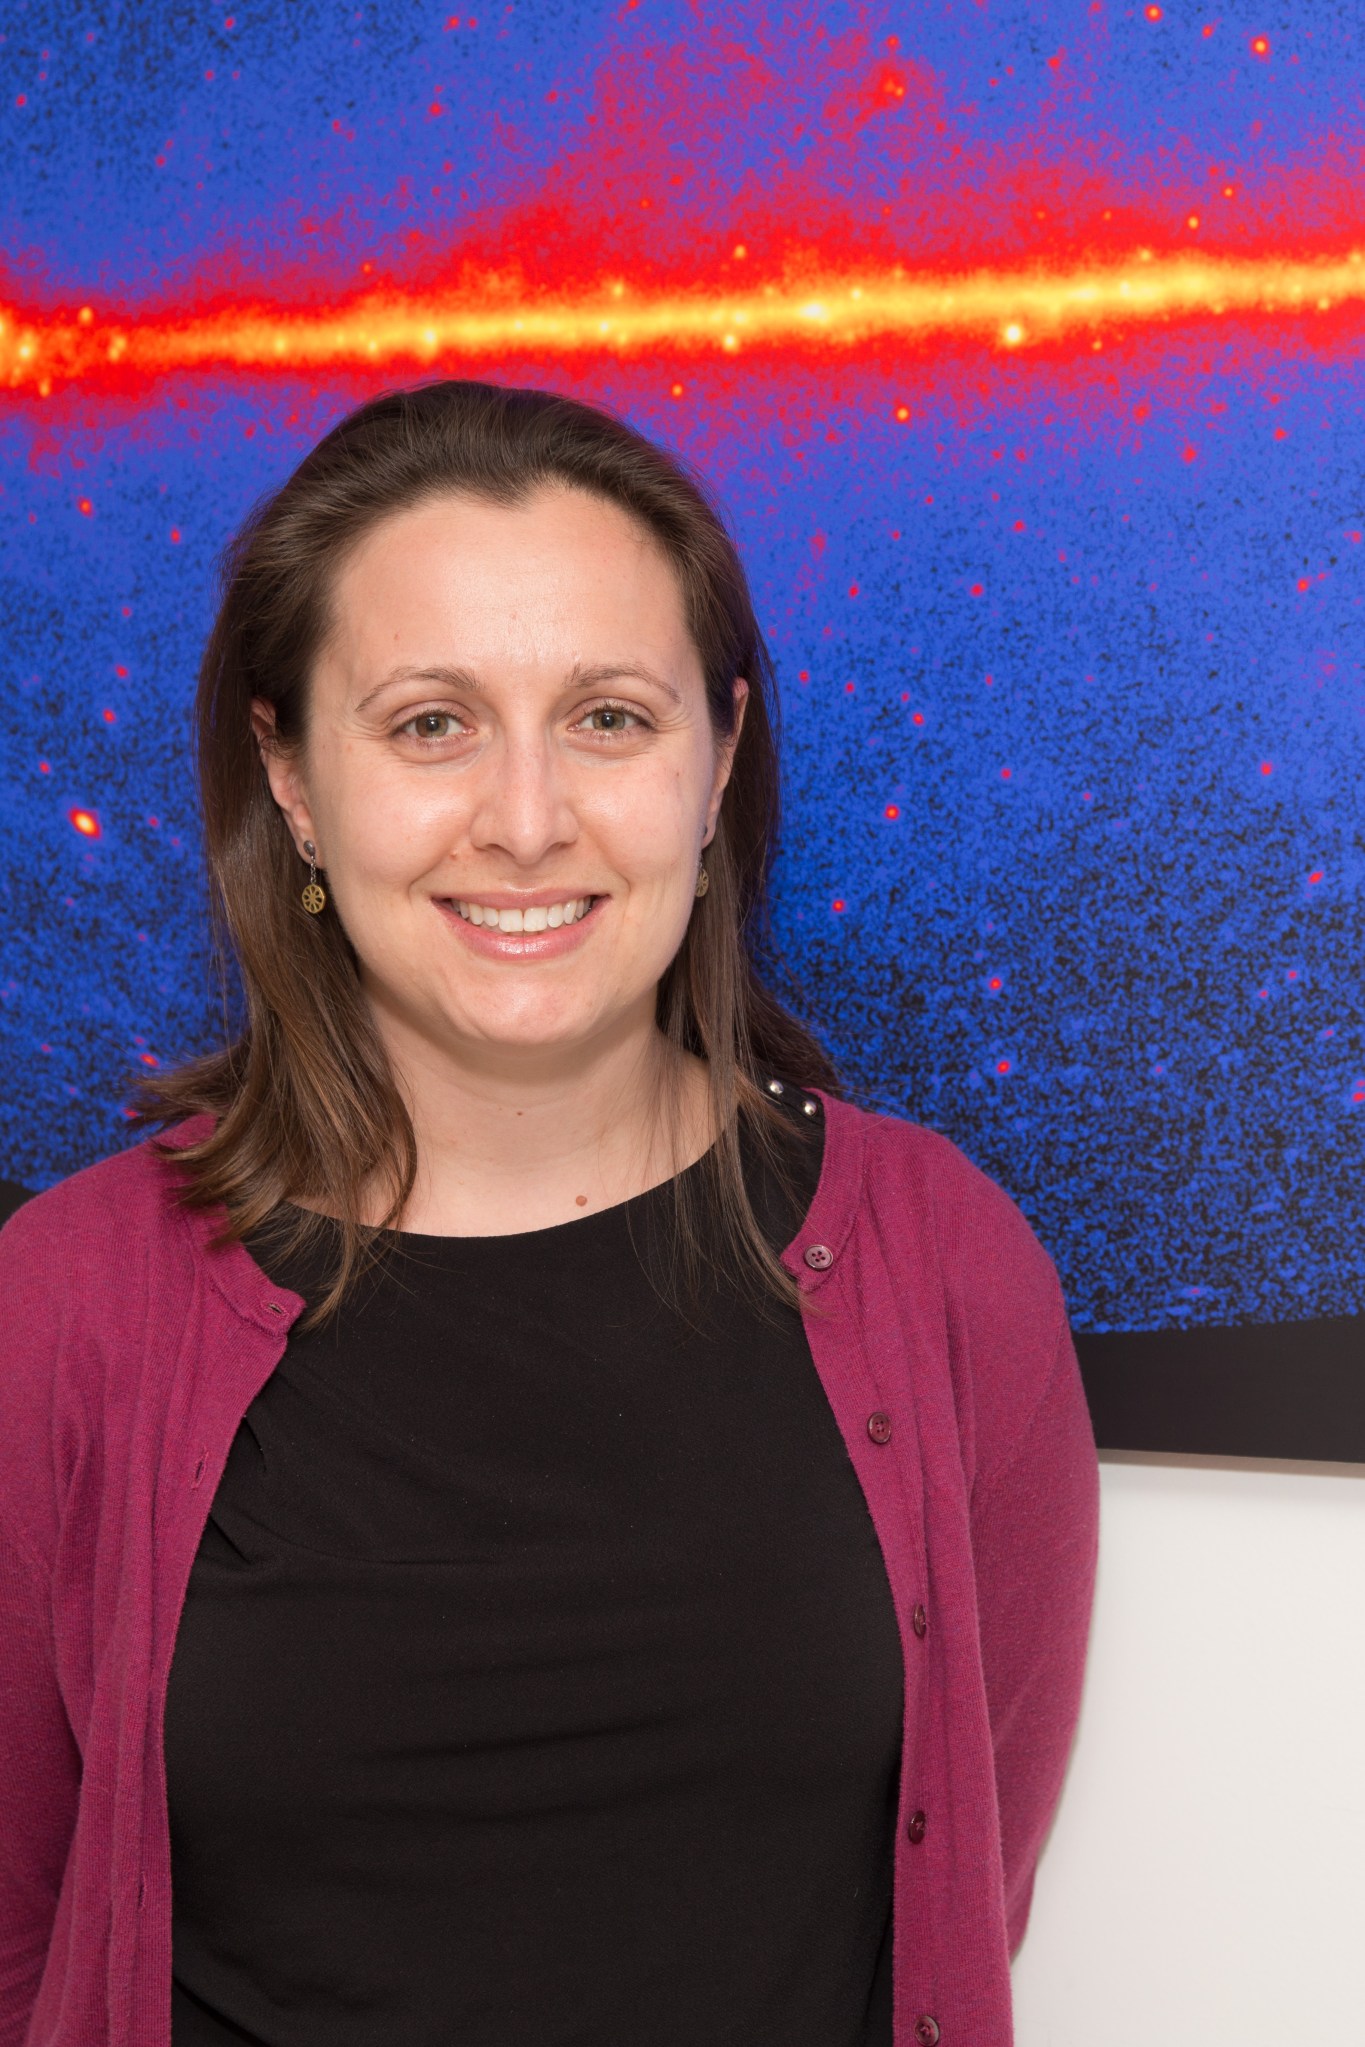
left=912, top=1602, right=928, bottom=1639
left=867, top=1410, right=893, bottom=1445
left=914, top=2020, right=941, bottom=2046
left=907, top=1808, right=927, bottom=1843
left=803, top=1242, right=834, bottom=1271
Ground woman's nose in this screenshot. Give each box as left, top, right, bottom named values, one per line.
left=466, top=732, right=579, bottom=865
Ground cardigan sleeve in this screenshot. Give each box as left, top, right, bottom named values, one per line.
left=969, top=1312, right=1099, bottom=1955
left=0, top=1195, right=84, bottom=2046
left=0, top=1517, right=81, bottom=2046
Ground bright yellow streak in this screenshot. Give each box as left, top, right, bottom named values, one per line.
left=3, top=252, right=1364, bottom=390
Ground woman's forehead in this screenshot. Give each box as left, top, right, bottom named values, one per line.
left=316, top=489, right=700, bottom=698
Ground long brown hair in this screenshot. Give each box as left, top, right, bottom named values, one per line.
left=137, top=379, right=839, bottom=1324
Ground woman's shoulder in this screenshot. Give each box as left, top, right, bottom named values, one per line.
left=826, top=1094, right=1058, bottom=1290
left=824, top=1097, right=1074, bottom=1468
left=0, top=1120, right=223, bottom=1407
left=0, top=1119, right=208, bottom=1281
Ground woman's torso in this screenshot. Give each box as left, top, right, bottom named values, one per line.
left=164, top=1090, right=903, bottom=2047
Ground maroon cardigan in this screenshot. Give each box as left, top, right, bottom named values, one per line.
left=0, top=1096, right=1098, bottom=2047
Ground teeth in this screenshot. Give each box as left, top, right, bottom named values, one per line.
left=454, top=896, right=592, bottom=932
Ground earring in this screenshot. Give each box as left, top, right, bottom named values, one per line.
left=301, top=841, right=327, bottom=915
left=694, top=860, right=709, bottom=899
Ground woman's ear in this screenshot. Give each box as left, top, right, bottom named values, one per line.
left=250, top=697, right=317, bottom=860
left=703, top=678, right=749, bottom=846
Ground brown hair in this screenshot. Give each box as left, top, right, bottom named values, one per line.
left=137, top=379, right=839, bottom=1325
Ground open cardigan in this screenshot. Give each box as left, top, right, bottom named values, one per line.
left=0, top=1095, right=1098, bottom=2047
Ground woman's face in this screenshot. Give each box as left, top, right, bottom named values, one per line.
left=256, top=486, right=745, bottom=1073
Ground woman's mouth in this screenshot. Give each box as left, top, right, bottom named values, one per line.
left=436, top=892, right=606, bottom=958
left=452, top=895, right=596, bottom=934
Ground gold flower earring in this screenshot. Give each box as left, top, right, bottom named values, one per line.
left=301, top=841, right=327, bottom=915
left=694, top=859, right=709, bottom=899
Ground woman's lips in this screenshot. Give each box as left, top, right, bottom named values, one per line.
left=434, top=892, right=605, bottom=959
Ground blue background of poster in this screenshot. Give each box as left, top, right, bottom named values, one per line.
left=1, top=0, right=1361, bottom=1335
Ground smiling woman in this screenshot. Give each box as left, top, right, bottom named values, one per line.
left=0, top=381, right=1097, bottom=2047
left=143, top=381, right=826, bottom=1320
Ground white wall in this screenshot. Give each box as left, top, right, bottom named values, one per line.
left=1011, top=1451, right=1365, bottom=2047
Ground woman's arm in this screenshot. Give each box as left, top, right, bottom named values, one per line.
left=0, top=1518, right=81, bottom=2046
left=970, top=1314, right=1099, bottom=1954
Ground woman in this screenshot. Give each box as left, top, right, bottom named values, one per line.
left=0, top=381, right=1098, bottom=2047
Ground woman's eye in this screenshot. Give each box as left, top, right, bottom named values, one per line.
left=401, top=711, right=462, bottom=741
left=581, top=704, right=645, bottom=735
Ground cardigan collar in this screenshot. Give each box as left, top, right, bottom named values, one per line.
left=156, top=1084, right=868, bottom=1321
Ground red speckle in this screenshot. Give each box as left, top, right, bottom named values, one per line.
left=1353, top=1091, right=1365, bottom=1105
left=1187, top=214, right=1200, bottom=230
left=204, top=67, right=215, bottom=80
left=848, top=584, right=859, bottom=598
left=798, top=670, right=809, bottom=682
left=844, top=681, right=855, bottom=695
left=1287, top=969, right=1299, bottom=981
left=1274, top=427, right=1289, bottom=441
left=69, top=808, right=100, bottom=838
left=912, top=711, right=925, bottom=726
left=969, top=582, right=984, bottom=597
left=1297, top=577, right=1311, bottom=591
left=1000, top=767, right=1013, bottom=781
left=670, top=382, right=683, bottom=397
left=38, top=760, right=51, bottom=774
left=1133, top=402, right=1151, bottom=424
left=996, top=1059, right=1012, bottom=1075
left=102, top=708, right=116, bottom=724
left=1181, top=444, right=1198, bottom=464
left=1349, top=531, right=1362, bottom=544
left=148, top=815, right=160, bottom=828
left=78, top=498, right=93, bottom=516
left=169, top=528, right=181, bottom=543
left=115, top=663, right=128, bottom=678
left=1251, top=34, right=1269, bottom=56
left=1012, top=520, right=1026, bottom=533
left=988, top=976, right=1003, bottom=991
left=894, top=405, right=910, bottom=423
left=884, top=804, right=900, bottom=820
left=15, top=93, right=27, bottom=107
left=832, top=898, right=846, bottom=913
left=1260, top=761, right=1273, bottom=775
left=1307, top=869, right=1324, bottom=884
left=139, top=1052, right=159, bottom=1068
left=1202, top=21, right=1216, bottom=34
left=1145, top=3, right=1162, bottom=16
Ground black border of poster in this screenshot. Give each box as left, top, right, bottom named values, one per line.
left=1075, top=1317, right=1365, bottom=1462
left=4, top=1177, right=1360, bottom=1461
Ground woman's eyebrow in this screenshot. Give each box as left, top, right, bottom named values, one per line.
left=565, top=659, right=683, bottom=707
left=351, top=664, right=480, bottom=717
left=352, top=658, right=684, bottom=718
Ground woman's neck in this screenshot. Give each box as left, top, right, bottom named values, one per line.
left=371, top=1017, right=715, bottom=1238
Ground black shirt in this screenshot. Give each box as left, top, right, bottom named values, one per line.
left=166, top=1091, right=902, bottom=2047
